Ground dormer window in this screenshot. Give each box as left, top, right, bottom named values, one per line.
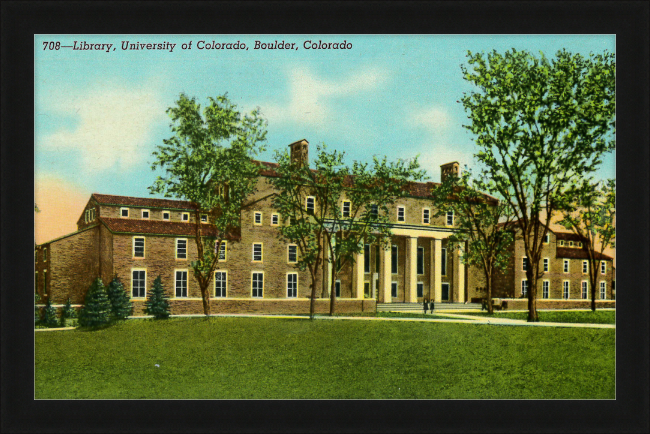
left=578, top=242, right=582, bottom=248
left=181, top=212, right=189, bottom=222
left=90, top=208, right=95, bottom=221
left=559, top=240, right=565, bottom=247
left=142, top=209, right=150, bottom=219
left=120, top=208, right=129, bottom=218
left=162, top=211, right=170, bottom=221
left=569, top=241, right=574, bottom=247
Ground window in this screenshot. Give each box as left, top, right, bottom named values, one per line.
left=563, top=259, right=569, bottom=273
left=142, top=209, right=150, bottom=219
left=133, top=237, right=145, bottom=258
left=214, top=271, right=227, bottom=297
left=252, top=243, right=263, bottom=262
left=417, top=282, right=424, bottom=298
left=397, top=206, right=405, bottom=222
left=542, top=281, right=549, bottom=299
left=254, top=212, right=262, bottom=225
left=446, top=210, right=454, bottom=226
left=544, top=233, right=549, bottom=244
left=43, top=247, right=47, bottom=262
left=559, top=240, right=565, bottom=247
left=543, top=258, right=549, bottom=272
left=601, top=261, right=606, bottom=274
left=600, top=281, right=606, bottom=299
left=441, top=248, right=447, bottom=276
left=391, top=245, right=398, bottom=274
left=417, top=247, right=424, bottom=275
left=162, top=211, right=170, bottom=220
left=85, top=210, right=89, bottom=223
left=569, top=241, right=574, bottom=247
left=306, top=196, right=315, bottom=213
left=391, top=282, right=398, bottom=298
left=563, top=281, right=570, bottom=299
left=132, top=269, right=146, bottom=297
left=422, top=208, right=430, bottom=225
left=287, top=273, right=298, bottom=298
left=578, top=242, right=582, bottom=248
left=271, top=214, right=279, bottom=226
left=252, top=272, right=264, bottom=298
left=370, top=204, right=378, bottom=219
left=288, top=245, right=298, bottom=263
left=335, top=280, right=341, bottom=298
left=342, top=201, right=351, bottom=218
left=521, top=280, right=528, bottom=297
left=176, top=239, right=187, bottom=259
left=522, top=257, right=529, bottom=271
left=364, top=282, right=370, bottom=298
left=200, top=214, right=208, bottom=223
left=90, top=208, right=95, bottom=221
left=216, top=241, right=227, bottom=261
left=121, top=207, right=129, bottom=218
left=364, top=244, right=370, bottom=273
left=582, top=261, right=588, bottom=274
left=175, top=270, right=188, bottom=297
left=43, top=270, right=48, bottom=295
left=181, top=212, right=189, bottom=222
left=581, top=281, right=588, bottom=299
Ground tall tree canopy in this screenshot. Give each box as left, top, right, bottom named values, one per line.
left=460, top=49, right=615, bottom=321
left=150, top=93, right=267, bottom=315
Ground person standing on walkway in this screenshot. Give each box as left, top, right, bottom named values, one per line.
left=423, top=298, right=428, bottom=314
left=429, top=300, right=434, bottom=314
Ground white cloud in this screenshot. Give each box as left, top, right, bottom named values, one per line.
left=408, top=105, right=452, bottom=132
left=261, top=66, right=389, bottom=127
left=40, top=83, right=166, bottom=173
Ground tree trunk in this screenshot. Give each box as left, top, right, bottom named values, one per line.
left=329, top=267, right=337, bottom=316
left=309, top=281, right=316, bottom=320
left=200, top=285, right=211, bottom=316
left=486, top=271, right=493, bottom=314
left=590, top=268, right=597, bottom=312
left=526, top=268, right=539, bottom=322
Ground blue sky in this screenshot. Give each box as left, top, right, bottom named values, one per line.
left=34, top=34, right=615, bottom=240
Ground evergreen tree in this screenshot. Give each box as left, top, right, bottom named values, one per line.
left=60, top=297, right=77, bottom=327
left=106, top=276, right=133, bottom=320
left=42, top=298, right=59, bottom=328
left=78, top=278, right=112, bottom=328
left=145, top=276, right=170, bottom=319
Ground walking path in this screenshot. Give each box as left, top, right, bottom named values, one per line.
left=35, top=311, right=615, bottom=330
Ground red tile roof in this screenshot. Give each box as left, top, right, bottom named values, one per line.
left=99, top=217, right=240, bottom=240
left=92, top=193, right=198, bottom=210
left=556, top=247, right=613, bottom=261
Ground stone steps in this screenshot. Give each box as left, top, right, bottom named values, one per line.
left=377, top=302, right=482, bottom=312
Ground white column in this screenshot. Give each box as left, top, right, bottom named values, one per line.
left=406, top=237, right=418, bottom=302
left=353, top=250, right=364, bottom=299
left=432, top=238, right=442, bottom=303
left=379, top=246, right=392, bottom=303
left=456, top=248, right=465, bottom=303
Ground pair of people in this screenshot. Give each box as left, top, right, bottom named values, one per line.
left=422, top=299, right=435, bottom=314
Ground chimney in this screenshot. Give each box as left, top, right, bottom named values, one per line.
left=289, top=139, right=309, bottom=167
left=440, top=161, right=460, bottom=183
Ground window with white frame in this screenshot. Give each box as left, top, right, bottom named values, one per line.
left=563, top=259, right=569, bottom=273
left=417, top=247, right=424, bottom=275
left=417, top=282, right=424, bottom=298
left=176, top=239, right=187, bottom=259
left=364, top=244, right=370, bottom=273
left=422, top=208, right=430, bottom=224
left=181, top=212, right=189, bottom=222
left=600, top=281, right=606, bottom=299
left=569, top=241, right=574, bottom=247
left=254, top=212, right=262, bottom=225
left=370, top=204, right=378, bottom=219
left=132, top=269, right=146, bottom=297
left=397, top=206, right=405, bottom=222
left=342, top=201, right=351, bottom=218
left=559, top=240, right=565, bottom=247
left=271, top=214, right=279, bottom=226
left=521, top=280, right=528, bottom=297
left=601, top=261, right=606, bottom=274
left=391, top=282, right=397, bottom=298
left=581, top=281, right=588, bottom=299
left=543, top=233, right=549, bottom=244
left=214, top=271, right=227, bottom=297
left=133, top=237, right=145, bottom=258
left=287, top=273, right=298, bottom=298
left=542, top=281, right=549, bottom=299
left=563, top=281, right=570, bottom=299
left=252, top=272, right=264, bottom=298
left=252, top=243, right=263, bottom=262
left=162, top=211, right=170, bottom=220
left=306, top=196, right=315, bottom=213
left=446, top=210, right=454, bottom=226
left=142, top=209, right=150, bottom=219
left=578, top=242, right=582, bottom=248
left=582, top=261, right=588, bottom=274
left=522, top=257, right=529, bottom=271
left=200, top=214, right=208, bottom=223
left=441, top=248, right=447, bottom=276
left=391, top=245, right=398, bottom=274
left=175, top=270, right=188, bottom=297
left=335, top=280, right=341, bottom=297
left=85, top=210, right=89, bottom=223
left=121, top=207, right=129, bottom=218
left=216, top=241, right=227, bottom=261
left=288, top=245, right=297, bottom=263
left=543, top=258, right=549, bottom=272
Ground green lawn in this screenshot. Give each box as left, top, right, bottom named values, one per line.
left=464, top=310, right=616, bottom=324
left=35, top=317, right=615, bottom=399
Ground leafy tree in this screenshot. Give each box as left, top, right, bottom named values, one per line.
left=35, top=293, right=41, bottom=324
left=145, top=276, right=170, bottom=319
left=150, top=93, right=267, bottom=316
left=78, top=278, right=112, bottom=328
left=60, top=297, right=77, bottom=327
left=557, top=179, right=615, bottom=311
left=431, top=168, right=515, bottom=313
left=42, top=298, right=59, bottom=328
left=460, top=49, right=615, bottom=321
left=106, top=276, right=133, bottom=320
left=271, top=144, right=425, bottom=317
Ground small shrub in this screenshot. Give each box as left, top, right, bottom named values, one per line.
left=78, top=278, right=112, bottom=328
left=106, top=276, right=133, bottom=320
left=60, top=298, right=77, bottom=327
left=42, top=298, right=59, bottom=328
left=145, top=276, right=170, bottom=319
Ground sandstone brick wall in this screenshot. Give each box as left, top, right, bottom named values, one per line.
left=502, top=299, right=616, bottom=310
left=99, top=204, right=197, bottom=223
